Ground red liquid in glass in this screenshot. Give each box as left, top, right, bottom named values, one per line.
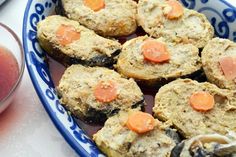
left=0, top=46, right=19, bottom=101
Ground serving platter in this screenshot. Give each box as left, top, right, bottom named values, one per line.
left=22, top=0, right=236, bottom=156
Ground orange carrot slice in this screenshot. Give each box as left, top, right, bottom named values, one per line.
left=166, top=0, right=184, bottom=19
left=56, top=25, right=80, bottom=46
left=84, top=0, right=105, bottom=12
left=126, top=111, right=155, bottom=134
left=141, top=40, right=170, bottom=63
left=94, top=80, right=118, bottom=103
left=219, top=56, right=236, bottom=80
left=190, top=91, right=215, bottom=112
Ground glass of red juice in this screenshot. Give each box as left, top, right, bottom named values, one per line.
left=0, top=23, right=25, bottom=113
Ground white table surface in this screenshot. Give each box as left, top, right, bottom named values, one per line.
left=0, top=1, right=78, bottom=156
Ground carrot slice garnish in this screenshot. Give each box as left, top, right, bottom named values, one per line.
left=219, top=56, right=236, bottom=80
left=190, top=91, right=215, bottom=112
left=94, top=80, right=118, bottom=103
left=126, top=111, right=155, bottom=134
left=141, top=40, right=170, bottom=63
left=84, top=0, right=105, bottom=12
left=56, top=24, right=80, bottom=46
left=166, top=0, right=184, bottom=19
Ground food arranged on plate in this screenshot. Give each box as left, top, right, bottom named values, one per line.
left=202, top=37, right=236, bottom=90
left=57, top=65, right=144, bottom=122
left=37, top=15, right=121, bottom=67
left=35, top=0, right=236, bottom=156
left=137, top=0, right=214, bottom=48
left=153, top=79, right=236, bottom=138
left=116, top=36, right=201, bottom=85
left=57, top=0, right=137, bottom=36
left=93, top=110, right=180, bottom=157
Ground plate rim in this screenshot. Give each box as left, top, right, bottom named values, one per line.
left=22, top=0, right=236, bottom=156
left=22, top=0, right=103, bottom=156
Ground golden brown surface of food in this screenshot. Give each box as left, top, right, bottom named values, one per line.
left=137, top=0, right=214, bottom=48
left=116, top=36, right=201, bottom=85
left=153, top=79, right=236, bottom=138
left=59, top=0, right=137, bottom=36
left=34, top=0, right=236, bottom=156
left=202, top=38, right=236, bottom=90
left=93, top=110, right=178, bottom=157
left=57, top=65, right=144, bottom=122
left=37, top=15, right=121, bottom=67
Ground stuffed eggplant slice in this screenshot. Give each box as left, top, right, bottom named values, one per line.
left=57, top=65, right=144, bottom=122
left=37, top=15, right=121, bottom=67
left=93, top=110, right=180, bottom=157
left=137, top=0, right=214, bottom=48
left=56, top=0, right=137, bottom=37
left=116, top=36, right=201, bottom=86
left=202, top=38, right=236, bottom=90
left=153, top=79, right=236, bottom=138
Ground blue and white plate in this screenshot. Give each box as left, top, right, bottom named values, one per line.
left=22, top=0, right=236, bottom=156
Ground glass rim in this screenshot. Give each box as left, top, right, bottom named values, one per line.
left=0, top=22, right=25, bottom=106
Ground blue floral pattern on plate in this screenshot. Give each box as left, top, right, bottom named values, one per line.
left=180, top=0, right=236, bottom=41
left=23, top=0, right=104, bottom=156
left=22, top=0, right=236, bottom=156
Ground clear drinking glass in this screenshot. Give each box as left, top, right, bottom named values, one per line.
left=0, top=23, right=25, bottom=113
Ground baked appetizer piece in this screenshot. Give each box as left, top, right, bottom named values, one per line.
left=116, top=36, right=201, bottom=86
left=57, top=0, right=137, bottom=37
left=202, top=38, right=236, bottom=90
left=37, top=15, right=121, bottom=67
left=57, top=65, right=144, bottom=122
left=137, top=0, right=214, bottom=48
left=93, top=110, right=180, bottom=157
left=171, top=133, right=236, bottom=157
left=153, top=79, right=236, bottom=138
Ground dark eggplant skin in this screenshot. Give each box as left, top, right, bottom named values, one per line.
left=170, top=142, right=233, bottom=157
left=137, top=69, right=204, bottom=88
left=69, top=49, right=121, bottom=67
left=38, top=34, right=121, bottom=67
left=55, top=0, right=67, bottom=17
left=170, top=142, right=185, bottom=157
left=131, top=97, right=145, bottom=110
left=165, top=128, right=181, bottom=144
left=190, top=147, right=233, bottom=157
left=190, top=147, right=211, bottom=157
left=62, top=96, right=145, bottom=124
